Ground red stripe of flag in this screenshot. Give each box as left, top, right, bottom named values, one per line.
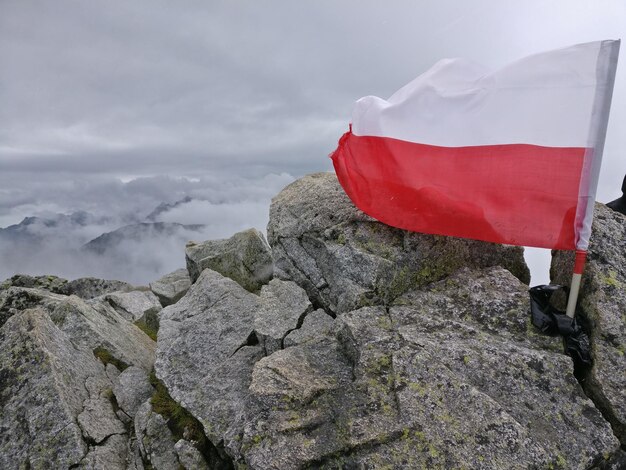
left=331, top=131, right=585, bottom=250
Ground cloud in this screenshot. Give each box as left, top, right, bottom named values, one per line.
left=0, top=172, right=294, bottom=283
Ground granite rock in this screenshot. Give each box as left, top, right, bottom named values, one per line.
left=267, top=172, right=530, bottom=314
left=185, top=228, right=273, bottom=291
left=551, top=203, right=626, bottom=445
left=149, top=268, right=191, bottom=307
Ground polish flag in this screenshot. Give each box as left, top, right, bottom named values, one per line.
left=331, top=40, right=620, bottom=251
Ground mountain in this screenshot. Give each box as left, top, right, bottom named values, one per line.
left=82, top=222, right=205, bottom=255
left=1, top=173, right=624, bottom=469
left=0, top=211, right=111, bottom=244
left=145, top=196, right=193, bottom=221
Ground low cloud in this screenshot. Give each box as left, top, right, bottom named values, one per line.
left=0, top=172, right=295, bottom=284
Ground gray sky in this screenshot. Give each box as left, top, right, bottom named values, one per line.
left=0, top=0, right=624, bottom=284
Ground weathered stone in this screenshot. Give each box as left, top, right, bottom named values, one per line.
left=77, top=374, right=126, bottom=443
left=267, top=172, right=530, bottom=314
left=135, top=401, right=180, bottom=470
left=0, top=273, right=68, bottom=293
left=155, top=263, right=616, bottom=468
left=551, top=202, right=626, bottom=445
left=0, top=274, right=134, bottom=300
left=150, top=268, right=191, bottom=307
left=50, top=295, right=156, bottom=371
left=0, top=308, right=127, bottom=468
left=283, top=308, right=334, bottom=348
left=62, top=277, right=134, bottom=299
left=127, top=438, right=146, bottom=470
left=106, top=363, right=121, bottom=383
left=175, top=439, right=210, bottom=470
left=104, top=290, right=162, bottom=323
left=155, top=268, right=264, bottom=447
left=113, top=366, right=155, bottom=418
left=255, top=279, right=313, bottom=354
left=76, top=434, right=129, bottom=470
left=185, top=228, right=273, bottom=291
left=0, top=286, right=66, bottom=328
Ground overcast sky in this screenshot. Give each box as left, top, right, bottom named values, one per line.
left=0, top=0, right=624, bottom=284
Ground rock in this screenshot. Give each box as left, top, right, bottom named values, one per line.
left=0, top=274, right=135, bottom=301
left=105, top=290, right=162, bottom=323
left=185, top=228, right=273, bottom=291
left=0, top=273, right=68, bottom=293
left=255, top=279, right=313, bottom=354
left=0, top=286, right=66, bottom=328
left=551, top=203, right=626, bottom=445
left=150, top=268, right=191, bottom=307
left=77, top=434, right=129, bottom=469
left=155, top=268, right=264, bottom=448
left=61, top=277, right=134, bottom=299
left=0, top=308, right=128, bottom=468
left=50, top=295, right=156, bottom=371
left=283, top=308, right=334, bottom=348
left=236, top=267, right=617, bottom=469
left=113, top=366, right=155, bottom=418
left=267, top=172, right=530, bottom=314
left=77, top=375, right=126, bottom=443
left=155, top=262, right=617, bottom=468
left=175, top=439, right=210, bottom=470
left=135, top=401, right=180, bottom=470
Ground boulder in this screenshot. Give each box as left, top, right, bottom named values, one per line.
left=0, top=274, right=135, bottom=300
left=0, top=273, right=68, bottom=293
left=267, top=172, right=530, bottom=314
left=155, top=263, right=618, bottom=468
left=551, top=203, right=626, bottom=445
left=155, top=268, right=264, bottom=449
left=0, top=308, right=128, bottom=469
left=50, top=294, right=156, bottom=371
left=113, top=366, right=155, bottom=419
left=149, top=268, right=191, bottom=306
left=237, top=267, right=617, bottom=469
left=185, top=228, right=273, bottom=291
left=135, top=401, right=180, bottom=470
left=175, top=439, right=210, bottom=470
left=0, top=286, right=66, bottom=328
left=104, top=290, right=162, bottom=337
left=255, top=278, right=313, bottom=354
left=61, top=277, right=134, bottom=299
left=104, top=290, right=162, bottom=323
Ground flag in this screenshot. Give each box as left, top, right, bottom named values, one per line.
left=331, top=40, right=620, bottom=250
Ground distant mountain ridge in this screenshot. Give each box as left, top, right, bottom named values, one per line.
left=145, top=196, right=193, bottom=221
left=83, top=222, right=205, bottom=255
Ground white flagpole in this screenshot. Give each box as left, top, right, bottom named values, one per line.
left=565, top=250, right=587, bottom=318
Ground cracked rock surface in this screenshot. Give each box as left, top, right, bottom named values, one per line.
left=552, top=203, right=626, bottom=446
left=267, top=172, right=530, bottom=314
left=0, top=280, right=159, bottom=469
left=0, top=307, right=126, bottom=468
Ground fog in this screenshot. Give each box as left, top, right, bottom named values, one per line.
left=0, top=173, right=294, bottom=284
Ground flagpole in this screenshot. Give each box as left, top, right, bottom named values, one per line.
left=565, top=250, right=587, bottom=318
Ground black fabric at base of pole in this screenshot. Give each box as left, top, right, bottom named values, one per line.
left=529, top=285, right=592, bottom=366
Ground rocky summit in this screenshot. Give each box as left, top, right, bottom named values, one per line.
left=1, top=172, right=624, bottom=470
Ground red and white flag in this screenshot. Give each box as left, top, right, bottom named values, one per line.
left=331, top=40, right=620, bottom=251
